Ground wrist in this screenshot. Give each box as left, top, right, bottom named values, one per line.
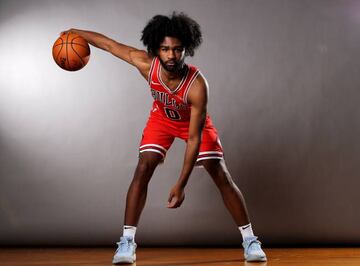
left=176, top=179, right=187, bottom=189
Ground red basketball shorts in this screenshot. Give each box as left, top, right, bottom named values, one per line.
left=139, top=112, right=224, bottom=164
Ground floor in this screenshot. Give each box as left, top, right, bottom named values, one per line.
left=1, top=247, right=360, bottom=265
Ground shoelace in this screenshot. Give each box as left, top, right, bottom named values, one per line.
left=116, top=238, right=130, bottom=253
left=245, top=238, right=262, bottom=253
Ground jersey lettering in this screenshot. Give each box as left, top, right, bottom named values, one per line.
left=149, top=57, right=199, bottom=122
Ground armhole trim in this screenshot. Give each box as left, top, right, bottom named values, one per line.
left=147, top=57, right=157, bottom=85
left=183, top=70, right=200, bottom=104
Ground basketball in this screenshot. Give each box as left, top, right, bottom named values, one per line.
left=52, top=33, right=90, bottom=71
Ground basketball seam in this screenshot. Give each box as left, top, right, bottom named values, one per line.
left=66, top=33, right=70, bottom=70
left=72, top=36, right=82, bottom=42
left=70, top=42, right=85, bottom=67
left=54, top=38, right=64, bottom=65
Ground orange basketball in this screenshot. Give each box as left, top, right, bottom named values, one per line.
left=52, top=33, right=90, bottom=71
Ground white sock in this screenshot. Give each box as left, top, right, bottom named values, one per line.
left=123, top=225, right=137, bottom=240
left=239, top=223, right=254, bottom=240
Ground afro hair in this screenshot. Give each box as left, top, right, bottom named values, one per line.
left=141, top=12, right=202, bottom=57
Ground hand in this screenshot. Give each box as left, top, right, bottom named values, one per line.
left=167, top=184, right=185, bottom=208
left=60, top=28, right=76, bottom=36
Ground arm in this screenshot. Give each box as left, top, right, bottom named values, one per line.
left=60, top=28, right=152, bottom=78
left=167, top=73, right=208, bottom=208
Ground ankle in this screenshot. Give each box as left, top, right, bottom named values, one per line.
left=123, top=225, right=137, bottom=240
left=239, top=223, right=255, bottom=240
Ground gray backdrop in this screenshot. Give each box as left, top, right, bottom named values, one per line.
left=0, top=0, right=359, bottom=246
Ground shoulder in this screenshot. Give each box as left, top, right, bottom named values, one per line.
left=187, top=71, right=209, bottom=105
left=129, top=50, right=153, bottom=67
left=129, top=50, right=155, bottom=79
left=192, top=71, right=208, bottom=91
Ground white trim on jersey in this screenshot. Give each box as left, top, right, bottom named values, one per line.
left=198, top=151, right=223, bottom=155
left=183, top=70, right=200, bottom=104
left=139, top=149, right=165, bottom=158
left=158, top=63, right=189, bottom=94
left=147, top=57, right=156, bottom=85
left=196, top=156, right=224, bottom=162
left=139, top=144, right=167, bottom=152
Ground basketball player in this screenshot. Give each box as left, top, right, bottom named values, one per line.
left=62, top=12, right=267, bottom=264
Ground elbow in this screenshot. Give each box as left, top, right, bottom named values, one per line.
left=103, top=41, right=114, bottom=53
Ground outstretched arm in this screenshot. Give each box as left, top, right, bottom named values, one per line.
left=61, top=28, right=152, bottom=78
left=167, top=73, right=208, bottom=208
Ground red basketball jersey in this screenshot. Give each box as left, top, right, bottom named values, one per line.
left=147, top=57, right=200, bottom=122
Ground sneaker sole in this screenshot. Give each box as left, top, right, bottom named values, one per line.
left=112, top=254, right=136, bottom=264
left=245, top=254, right=267, bottom=262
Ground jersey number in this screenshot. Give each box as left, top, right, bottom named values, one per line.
left=164, top=107, right=181, bottom=120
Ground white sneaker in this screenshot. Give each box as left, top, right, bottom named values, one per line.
left=112, top=236, right=137, bottom=264
left=242, top=236, right=267, bottom=262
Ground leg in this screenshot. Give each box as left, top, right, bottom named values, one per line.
left=202, top=159, right=267, bottom=262
left=202, top=159, right=250, bottom=226
left=124, top=152, right=163, bottom=226
left=114, top=114, right=173, bottom=264
left=195, top=120, right=266, bottom=261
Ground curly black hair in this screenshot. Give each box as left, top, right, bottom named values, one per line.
left=141, top=12, right=202, bottom=57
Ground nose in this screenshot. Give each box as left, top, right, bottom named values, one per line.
left=168, top=49, right=175, bottom=59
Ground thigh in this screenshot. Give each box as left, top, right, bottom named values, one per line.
left=202, top=158, right=228, bottom=177
left=134, top=152, right=164, bottom=181
left=139, top=115, right=175, bottom=161
left=202, top=159, right=233, bottom=188
left=197, top=118, right=224, bottom=165
left=138, top=151, right=164, bottom=167
left=177, top=116, right=224, bottom=165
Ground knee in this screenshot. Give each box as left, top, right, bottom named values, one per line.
left=137, top=158, right=157, bottom=173
left=203, top=160, right=235, bottom=189
left=213, top=172, right=235, bottom=190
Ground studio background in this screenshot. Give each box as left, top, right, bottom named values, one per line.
left=0, top=0, right=359, bottom=246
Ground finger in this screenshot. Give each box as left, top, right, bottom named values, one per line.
left=167, top=196, right=177, bottom=208
left=60, top=29, right=72, bottom=36
left=174, top=198, right=182, bottom=208
left=174, top=195, right=184, bottom=208
left=168, top=193, right=173, bottom=203
left=167, top=198, right=175, bottom=208
left=175, top=199, right=182, bottom=208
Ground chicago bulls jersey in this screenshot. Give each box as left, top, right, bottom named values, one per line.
left=140, top=56, right=224, bottom=162
left=147, top=56, right=200, bottom=122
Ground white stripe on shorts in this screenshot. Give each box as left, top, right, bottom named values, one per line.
left=139, top=144, right=167, bottom=152
left=139, top=149, right=165, bottom=158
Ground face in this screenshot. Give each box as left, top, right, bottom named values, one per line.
left=158, top=36, right=185, bottom=73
